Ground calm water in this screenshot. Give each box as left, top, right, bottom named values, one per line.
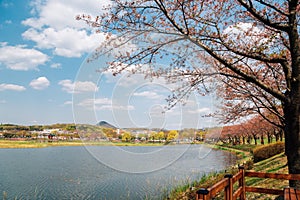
left=0, top=145, right=236, bottom=199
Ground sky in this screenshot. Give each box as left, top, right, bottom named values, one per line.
left=0, top=0, right=216, bottom=130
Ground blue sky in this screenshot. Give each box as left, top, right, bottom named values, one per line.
left=0, top=0, right=215, bottom=129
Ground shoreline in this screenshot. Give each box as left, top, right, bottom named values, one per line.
left=167, top=143, right=251, bottom=199
left=0, top=139, right=178, bottom=149
left=206, top=143, right=253, bottom=165
left=167, top=142, right=288, bottom=199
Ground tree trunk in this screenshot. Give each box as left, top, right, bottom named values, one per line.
left=267, top=134, right=271, bottom=144
left=253, top=135, right=257, bottom=145
left=283, top=88, right=300, bottom=188
left=247, top=136, right=251, bottom=144
left=284, top=1, right=300, bottom=187
left=260, top=133, right=264, bottom=145
left=275, top=133, right=279, bottom=142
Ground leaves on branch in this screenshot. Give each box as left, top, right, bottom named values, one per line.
left=77, top=0, right=298, bottom=126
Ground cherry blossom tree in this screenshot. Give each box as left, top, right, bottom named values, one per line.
left=78, top=0, right=300, bottom=187
left=220, top=125, right=241, bottom=145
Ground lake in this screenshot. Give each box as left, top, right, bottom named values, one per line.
left=0, top=144, right=236, bottom=199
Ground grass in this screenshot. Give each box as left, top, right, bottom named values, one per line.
left=167, top=143, right=289, bottom=200
left=209, top=143, right=253, bottom=167
left=0, top=140, right=50, bottom=148
left=167, top=171, right=229, bottom=200
left=218, top=143, right=257, bottom=152
left=245, top=152, right=288, bottom=200
left=0, top=139, right=165, bottom=148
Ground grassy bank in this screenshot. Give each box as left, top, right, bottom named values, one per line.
left=209, top=143, right=253, bottom=166
left=168, top=143, right=288, bottom=200
left=0, top=139, right=164, bottom=148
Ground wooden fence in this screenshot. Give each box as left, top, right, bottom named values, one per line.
left=196, top=166, right=300, bottom=200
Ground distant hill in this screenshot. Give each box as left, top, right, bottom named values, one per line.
left=96, top=121, right=117, bottom=129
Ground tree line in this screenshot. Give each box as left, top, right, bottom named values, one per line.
left=218, top=116, right=283, bottom=146
left=0, top=123, right=205, bottom=143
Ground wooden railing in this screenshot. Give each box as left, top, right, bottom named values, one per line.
left=196, top=166, right=300, bottom=200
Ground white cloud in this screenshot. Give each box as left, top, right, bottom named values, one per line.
left=22, top=27, right=105, bottom=57
left=0, top=100, right=6, bottom=103
left=188, top=107, right=211, bottom=114
left=58, top=80, right=74, bottom=93
left=50, top=63, right=61, bottom=69
left=98, top=104, right=135, bottom=111
left=58, top=79, right=98, bottom=93
left=63, top=101, right=73, bottom=105
left=0, top=83, right=26, bottom=91
left=78, top=98, right=111, bottom=107
left=222, top=22, right=277, bottom=49
left=29, top=77, right=50, bottom=90
left=0, top=43, right=49, bottom=70
left=78, top=97, right=135, bottom=111
left=23, top=0, right=110, bottom=30
left=21, top=0, right=111, bottom=58
left=133, top=91, right=163, bottom=99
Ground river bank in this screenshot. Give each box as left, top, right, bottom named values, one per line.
left=167, top=143, right=288, bottom=200
left=0, top=139, right=165, bottom=148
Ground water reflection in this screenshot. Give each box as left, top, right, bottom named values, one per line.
left=0, top=145, right=236, bottom=199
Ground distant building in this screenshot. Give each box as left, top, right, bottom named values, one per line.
left=42, top=129, right=61, bottom=134
left=32, top=129, right=63, bottom=139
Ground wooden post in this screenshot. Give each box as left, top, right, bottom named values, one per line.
left=239, top=166, right=246, bottom=200
left=196, top=188, right=209, bottom=200
left=224, top=174, right=233, bottom=200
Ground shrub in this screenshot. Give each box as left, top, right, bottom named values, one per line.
left=242, top=159, right=254, bottom=170
left=252, top=142, right=285, bottom=163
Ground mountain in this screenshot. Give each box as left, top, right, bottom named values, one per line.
left=96, top=121, right=117, bottom=129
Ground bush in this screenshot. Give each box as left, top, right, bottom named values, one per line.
left=243, top=159, right=254, bottom=170
left=252, top=142, right=285, bottom=163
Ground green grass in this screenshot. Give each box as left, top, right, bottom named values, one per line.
left=167, top=143, right=289, bottom=200
left=0, top=140, right=49, bottom=148
left=167, top=171, right=228, bottom=200
left=0, top=139, right=164, bottom=148
left=219, top=143, right=257, bottom=152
